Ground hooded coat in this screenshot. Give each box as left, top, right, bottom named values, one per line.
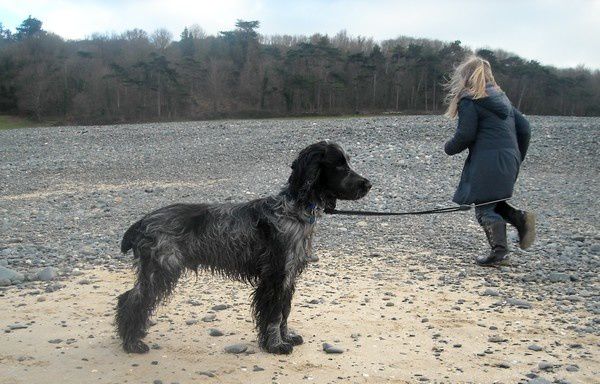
left=445, top=85, right=531, bottom=205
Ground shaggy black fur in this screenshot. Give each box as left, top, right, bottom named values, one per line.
left=115, top=141, right=371, bottom=354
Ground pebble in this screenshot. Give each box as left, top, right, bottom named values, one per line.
left=547, top=272, right=571, bottom=283
left=8, top=324, right=28, bottom=330
left=488, top=335, right=508, bottom=343
left=208, top=328, right=223, bottom=336
left=529, top=378, right=553, bottom=384
left=0, top=266, right=24, bottom=285
left=322, top=343, right=344, bottom=354
left=224, top=344, right=247, bottom=354
left=185, top=319, right=198, bottom=325
left=202, top=314, right=216, bottom=322
left=506, top=298, right=532, bottom=309
left=253, top=365, right=265, bottom=372
left=211, top=304, right=230, bottom=311
left=37, top=266, right=58, bottom=281
left=538, top=361, right=554, bottom=371
left=481, top=288, right=500, bottom=296
left=528, top=344, right=543, bottom=351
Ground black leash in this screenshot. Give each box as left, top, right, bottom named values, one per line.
left=328, top=198, right=509, bottom=217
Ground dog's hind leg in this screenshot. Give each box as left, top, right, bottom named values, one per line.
left=252, top=276, right=293, bottom=355
left=115, top=245, right=182, bottom=353
left=280, top=286, right=303, bottom=346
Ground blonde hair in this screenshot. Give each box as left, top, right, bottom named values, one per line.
left=444, top=55, right=497, bottom=118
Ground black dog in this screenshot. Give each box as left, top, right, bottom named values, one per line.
left=115, top=141, right=371, bottom=354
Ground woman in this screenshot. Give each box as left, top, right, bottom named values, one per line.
left=444, top=55, right=536, bottom=266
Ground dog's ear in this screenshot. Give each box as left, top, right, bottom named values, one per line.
left=288, top=143, right=327, bottom=202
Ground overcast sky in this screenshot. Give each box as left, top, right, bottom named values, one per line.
left=1, top=0, right=598, bottom=69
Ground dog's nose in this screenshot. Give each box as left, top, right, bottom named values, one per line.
left=362, top=179, right=372, bottom=191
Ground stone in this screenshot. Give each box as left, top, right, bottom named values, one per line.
left=0, top=266, right=24, bottom=285
left=322, top=343, right=344, bottom=354
left=224, top=344, right=247, bottom=354
left=488, top=335, right=508, bottom=343
left=506, top=298, right=532, bottom=309
left=548, top=272, right=571, bottom=283
left=37, top=266, right=58, bottom=281
left=481, top=288, right=500, bottom=296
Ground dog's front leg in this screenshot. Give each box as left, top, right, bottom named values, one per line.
left=280, top=286, right=303, bottom=346
left=252, top=277, right=293, bottom=354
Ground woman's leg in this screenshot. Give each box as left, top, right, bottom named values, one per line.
left=495, top=201, right=536, bottom=249
left=474, top=203, right=509, bottom=266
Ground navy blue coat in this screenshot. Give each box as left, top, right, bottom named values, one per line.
left=445, top=85, right=531, bottom=205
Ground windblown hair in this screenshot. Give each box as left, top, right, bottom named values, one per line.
left=114, top=141, right=371, bottom=355
left=444, top=55, right=498, bottom=118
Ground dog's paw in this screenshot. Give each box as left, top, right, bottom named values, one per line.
left=266, top=342, right=293, bottom=355
left=123, top=340, right=150, bottom=354
left=283, top=332, right=304, bottom=346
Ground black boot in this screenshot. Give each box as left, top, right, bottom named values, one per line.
left=495, top=202, right=536, bottom=249
left=476, top=222, right=509, bottom=266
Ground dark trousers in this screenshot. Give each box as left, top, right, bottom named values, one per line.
left=475, top=201, right=519, bottom=226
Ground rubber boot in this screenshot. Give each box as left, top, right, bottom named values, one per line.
left=495, top=203, right=536, bottom=249
left=476, top=222, right=509, bottom=266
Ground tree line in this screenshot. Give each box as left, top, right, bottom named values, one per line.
left=0, top=16, right=598, bottom=124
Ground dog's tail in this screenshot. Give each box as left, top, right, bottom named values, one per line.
left=121, top=220, right=143, bottom=254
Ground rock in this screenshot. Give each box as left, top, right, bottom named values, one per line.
left=185, top=319, right=198, bottom=326
left=488, top=335, right=508, bottom=343
left=208, top=328, right=223, bottom=337
left=565, top=364, right=579, bottom=372
left=548, top=272, right=571, bottom=283
left=529, top=378, right=552, bottom=384
left=538, top=361, right=554, bottom=371
left=37, top=266, right=58, bottom=281
left=196, top=371, right=215, bottom=377
left=322, top=343, right=344, bottom=354
left=202, top=314, right=216, bottom=322
left=495, top=361, right=510, bottom=368
left=506, top=298, right=532, bottom=309
left=48, top=339, right=63, bottom=344
left=211, top=304, right=230, bottom=311
left=45, top=283, right=64, bottom=293
left=0, top=266, right=24, bottom=285
left=481, top=288, right=500, bottom=296
left=253, top=365, right=265, bottom=372
left=8, top=323, right=28, bottom=330
left=528, top=344, right=543, bottom=351
left=224, top=344, right=247, bottom=354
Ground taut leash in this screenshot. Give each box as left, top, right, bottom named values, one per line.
left=328, top=198, right=510, bottom=217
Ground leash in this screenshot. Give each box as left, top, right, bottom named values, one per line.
left=328, top=198, right=510, bottom=217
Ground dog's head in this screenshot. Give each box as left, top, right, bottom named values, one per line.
left=288, top=141, right=371, bottom=212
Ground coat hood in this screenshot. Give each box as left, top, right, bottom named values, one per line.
left=472, top=84, right=511, bottom=119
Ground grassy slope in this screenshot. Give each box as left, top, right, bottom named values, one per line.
left=0, top=115, right=40, bottom=130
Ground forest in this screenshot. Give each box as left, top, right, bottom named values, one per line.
left=1, top=16, right=599, bottom=124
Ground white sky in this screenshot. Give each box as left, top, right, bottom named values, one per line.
left=1, top=0, right=599, bottom=69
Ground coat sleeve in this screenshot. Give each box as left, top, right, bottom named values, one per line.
left=513, top=107, right=531, bottom=161
left=444, top=99, right=478, bottom=155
